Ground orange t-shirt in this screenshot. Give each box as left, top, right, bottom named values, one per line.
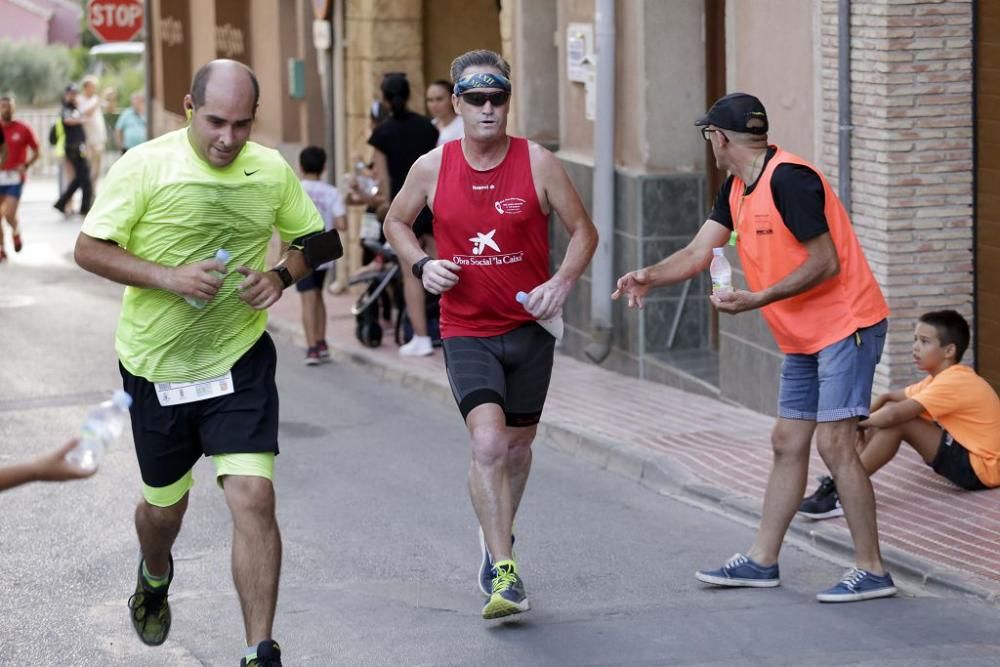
left=905, top=364, right=1000, bottom=487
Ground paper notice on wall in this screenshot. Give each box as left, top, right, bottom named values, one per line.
left=567, top=22, right=593, bottom=83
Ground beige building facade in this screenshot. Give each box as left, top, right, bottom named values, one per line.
left=144, top=0, right=991, bottom=415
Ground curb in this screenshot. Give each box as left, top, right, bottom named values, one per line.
left=265, top=315, right=1000, bottom=606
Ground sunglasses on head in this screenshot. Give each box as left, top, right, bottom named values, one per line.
left=460, top=91, right=510, bottom=108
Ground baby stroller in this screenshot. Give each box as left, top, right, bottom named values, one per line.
left=349, top=240, right=441, bottom=349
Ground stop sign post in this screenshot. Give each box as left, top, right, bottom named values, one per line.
left=89, top=0, right=144, bottom=43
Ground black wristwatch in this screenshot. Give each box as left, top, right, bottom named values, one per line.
left=269, top=265, right=295, bottom=289
left=412, top=256, right=432, bottom=279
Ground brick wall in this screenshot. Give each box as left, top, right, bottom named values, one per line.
left=820, top=0, right=974, bottom=393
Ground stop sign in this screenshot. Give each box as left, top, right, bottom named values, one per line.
left=88, top=0, right=144, bottom=43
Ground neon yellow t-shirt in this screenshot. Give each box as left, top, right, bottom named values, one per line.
left=81, top=128, right=322, bottom=382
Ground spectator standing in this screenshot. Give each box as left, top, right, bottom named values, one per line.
left=427, top=79, right=464, bottom=146
left=298, top=146, right=347, bottom=365
left=115, top=93, right=147, bottom=154
left=54, top=85, right=92, bottom=217
left=79, top=76, right=108, bottom=189
left=367, top=73, right=439, bottom=356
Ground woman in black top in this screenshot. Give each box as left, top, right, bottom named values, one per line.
left=368, top=73, right=439, bottom=356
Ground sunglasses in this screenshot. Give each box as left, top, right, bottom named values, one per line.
left=460, top=91, right=510, bottom=108
left=701, top=127, right=727, bottom=142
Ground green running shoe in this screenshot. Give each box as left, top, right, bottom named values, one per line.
left=482, top=560, right=530, bottom=619
left=127, top=555, right=173, bottom=646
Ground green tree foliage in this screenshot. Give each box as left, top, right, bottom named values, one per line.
left=0, top=40, right=75, bottom=106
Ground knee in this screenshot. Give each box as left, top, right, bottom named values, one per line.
left=815, top=429, right=855, bottom=469
left=138, top=497, right=187, bottom=530
left=470, top=426, right=509, bottom=467
left=771, top=430, right=809, bottom=462
left=225, top=477, right=276, bottom=522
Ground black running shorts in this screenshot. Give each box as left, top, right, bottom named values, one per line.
left=119, top=332, right=280, bottom=488
left=442, top=322, right=555, bottom=427
left=930, top=431, right=988, bottom=491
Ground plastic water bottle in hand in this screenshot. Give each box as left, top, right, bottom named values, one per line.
left=186, top=248, right=231, bottom=309
left=353, top=160, right=379, bottom=197
left=516, top=291, right=564, bottom=341
left=710, top=247, right=733, bottom=295
left=66, top=390, right=133, bottom=471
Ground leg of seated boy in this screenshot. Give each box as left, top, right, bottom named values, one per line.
left=860, top=417, right=943, bottom=475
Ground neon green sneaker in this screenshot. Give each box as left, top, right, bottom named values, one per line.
left=482, top=560, right=530, bottom=619
left=127, top=555, right=173, bottom=646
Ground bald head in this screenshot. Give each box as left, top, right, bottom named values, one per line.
left=190, top=59, right=259, bottom=109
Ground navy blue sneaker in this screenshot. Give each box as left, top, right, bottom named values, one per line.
left=240, top=639, right=282, bottom=666
left=478, top=527, right=515, bottom=597
left=695, top=553, right=780, bottom=588
left=482, top=560, right=529, bottom=619
left=816, top=568, right=897, bottom=602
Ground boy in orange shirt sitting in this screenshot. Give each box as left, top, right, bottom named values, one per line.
left=800, top=310, right=999, bottom=519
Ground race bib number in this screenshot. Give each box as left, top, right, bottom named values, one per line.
left=0, top=170, right=20, bottom=186
left=155, top=371, right=234, bottom=407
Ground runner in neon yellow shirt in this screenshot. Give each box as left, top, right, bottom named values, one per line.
left=75, top=60, right=319, bottom=666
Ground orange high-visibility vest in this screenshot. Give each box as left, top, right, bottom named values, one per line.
left=728, top=147, right=889, bottom=354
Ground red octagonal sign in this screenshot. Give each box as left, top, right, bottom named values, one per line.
left=88, top=0, right=144, bottom=43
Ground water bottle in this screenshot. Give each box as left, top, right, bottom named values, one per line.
left=516, top=291, right=564, bottom=340
left=66, top=390, right=133, bottom=471
left=186, top=248, right=231, bottom=309
left=710, top=247, right=733, bottom=295
left=353, top=161, right=379, bottom=197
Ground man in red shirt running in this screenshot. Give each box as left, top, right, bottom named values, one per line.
left=384, top=49, right=598, bottom=620
left=0, top=95, right=40, bottom=262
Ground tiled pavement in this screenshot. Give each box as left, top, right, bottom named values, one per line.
left=268, top=287, right=1000, bottom=601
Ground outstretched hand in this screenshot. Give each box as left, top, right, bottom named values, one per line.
left=612, top=269, right=654, bottom=309
left=35, top=440, right=99, bottom=481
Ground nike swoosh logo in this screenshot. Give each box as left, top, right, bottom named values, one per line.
left=244, top=169, right=259, bottom=176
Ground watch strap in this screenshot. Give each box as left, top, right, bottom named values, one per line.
left=412, top=256, right=432, bottom=279
left=270, top=266, right=294, bottom=289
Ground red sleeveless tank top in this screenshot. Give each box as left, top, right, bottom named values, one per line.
left=433, top=137, right=550, bottom=338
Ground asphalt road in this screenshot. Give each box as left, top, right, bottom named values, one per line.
left=2, top=188, right=1000, bottom=666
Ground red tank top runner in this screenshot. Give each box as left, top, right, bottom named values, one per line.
left=433, top=137, right=550, bottom=338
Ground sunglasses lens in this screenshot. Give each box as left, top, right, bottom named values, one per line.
left=462, top=92, right=509, bottom=107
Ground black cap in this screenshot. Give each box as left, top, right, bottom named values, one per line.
left=694, top=92, right=769, bottom=135
left=64, top=84, right=79, bottom=93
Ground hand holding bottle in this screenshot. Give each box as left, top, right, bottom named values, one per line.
left=174, top=249, right=230, bottom=308
left=66, top=390, right=133, bottom=471
left=516, top=291, right=564, bottom=340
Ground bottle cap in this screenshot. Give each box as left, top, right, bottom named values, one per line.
left=112, top=389, right=133, bottom=408
left=216, top=249, right=231, bottom=263
left=712, top=247, right=724, bottom=256
left=515, top=291, right=529, bottom=304
left=728, top=231, right=738, bottom=247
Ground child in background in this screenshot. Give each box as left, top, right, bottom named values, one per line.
left=298, top=146, right=347, bottom=365
left=800, top=310, right=1000, bottom=519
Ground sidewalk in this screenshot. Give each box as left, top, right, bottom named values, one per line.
left=267, top=284, right=1000, bottom=602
